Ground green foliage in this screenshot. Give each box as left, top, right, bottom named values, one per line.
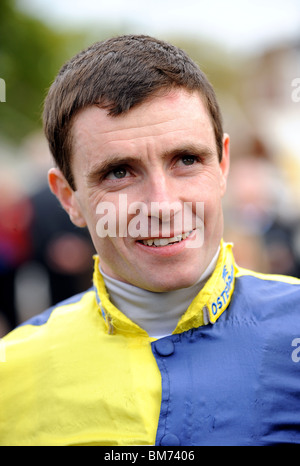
left=0, top=0, right=86, bottom=143
left=0, top=1, right=242, bottom=146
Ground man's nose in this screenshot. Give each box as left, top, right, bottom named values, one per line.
left=145, top=172, right=174, bottom=203
left=144, top=173, right=182, bottom=221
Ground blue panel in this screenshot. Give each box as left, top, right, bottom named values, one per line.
left=17, top=288, right=92, bottom=328
left=152, top=274, right=300, bottom=446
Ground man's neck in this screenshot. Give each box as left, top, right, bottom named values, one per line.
left=100, top=248, right=220, bottom=338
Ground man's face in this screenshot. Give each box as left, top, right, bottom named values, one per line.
left=49, top=89, right=229, bottom=292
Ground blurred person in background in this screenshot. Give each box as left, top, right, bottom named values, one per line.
left=1, top=35, right=300, bottom=446
left=224, top=153, right=300, bottom=277
left=0, top=162, right=95, bottom=330
left=13, top=183, right=96, bottom=326
left=27, top=184, right=95, bottom=313
left=0, top=169, right=33, bottom=334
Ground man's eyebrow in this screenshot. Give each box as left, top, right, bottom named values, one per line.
left=86, top=155, right=139, bottom=181
left=162, top=143, right=215, bottom=159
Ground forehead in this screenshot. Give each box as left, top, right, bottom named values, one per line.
left=71, top=89, right=215, bottom=155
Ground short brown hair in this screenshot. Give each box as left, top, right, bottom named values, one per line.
left=43, top=35, right=223, bottom=190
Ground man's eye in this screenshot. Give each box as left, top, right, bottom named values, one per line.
left=106, top=167, right=128, bottom=180
left=181, top=155, right=197, bottom=166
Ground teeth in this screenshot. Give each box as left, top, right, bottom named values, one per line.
left=154, top=238, right=170, bottom=246
left=141, top=231, right=193, bottom=247
left=146, top=239, right=154, bottom=246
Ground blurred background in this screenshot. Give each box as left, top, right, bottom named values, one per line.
left=1, top=0, right=300, bottom=336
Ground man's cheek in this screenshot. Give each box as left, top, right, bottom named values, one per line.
left=95, top=202, right=117, bottom=238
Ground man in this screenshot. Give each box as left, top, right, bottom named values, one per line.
left=1, top=35, right=300, bottom=446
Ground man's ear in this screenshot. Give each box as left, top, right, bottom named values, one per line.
left=48, top=168, right=87, bottom=228
left=219, top=133, right=230, bottom=196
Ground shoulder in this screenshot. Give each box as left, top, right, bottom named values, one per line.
left=3, top=287, right=96, bottom=343
left=232, top=265, right=300, bottom=322
left=235, top=266, right=300, bottom=297
left=236, top=266, right=300, bottom=286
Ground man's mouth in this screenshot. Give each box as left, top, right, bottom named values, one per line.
left=138, top=230, right=194, bottom=247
